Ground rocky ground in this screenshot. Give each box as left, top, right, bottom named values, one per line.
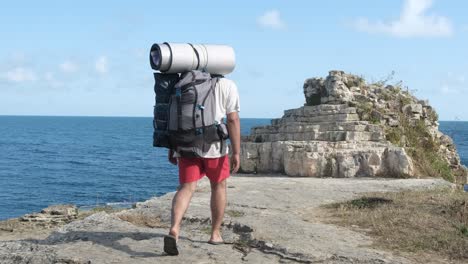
left=0, top=175, right=454, bottom=264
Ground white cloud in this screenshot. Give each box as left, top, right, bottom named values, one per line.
left=44, top=72, right=63, bottom=88
left=3, top=67, right=37, bottom=82
left=44, top=72, right=54, bottom=82
left=441, top=84, right=457, bottom=94
left=60, top=61, right=78, bottom=73
left=354, top=0, right=453, bottom=38
left=440, top=72, right=466, bottom=94
left=257, top=10, right=285, bottom=30
left=95, top=56, right=108, bottom=74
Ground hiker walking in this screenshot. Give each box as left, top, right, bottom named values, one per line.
left=149, top=43, right=239, bottom=255
left=164, top=72, right=240, bottom=255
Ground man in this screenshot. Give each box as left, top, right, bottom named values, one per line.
left=163, top=77, right=240, bottom=256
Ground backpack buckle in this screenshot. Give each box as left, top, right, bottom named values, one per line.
left=175, top=88, right=181, bottom=97
left=197, top=104, right=205, bottom=110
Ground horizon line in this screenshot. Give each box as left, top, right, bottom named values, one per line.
left=0, top=114, right=465, bottom=122
left=0, top=114, right=277, bottom=119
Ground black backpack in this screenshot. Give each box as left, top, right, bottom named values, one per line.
left=152, top=72, right=179, bottom=148
left=152, top=70, right=229, bottom=157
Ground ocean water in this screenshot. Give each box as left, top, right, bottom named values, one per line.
left=439, top=121, right=468, bottom=166
left=0, top=116, right=271, bottom=220
left=0, top=116, right=466, bottom=220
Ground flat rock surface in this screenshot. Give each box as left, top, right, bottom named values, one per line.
left=0, top=175, right=453, bottom=264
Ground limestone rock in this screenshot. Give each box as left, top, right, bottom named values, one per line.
left=20, top=205, right=78, bottom=224
left=322, top=70, right=354, bottom=104
left=303, top=77, right=324, bottom=106
left=241, top=70, right=466, bottom=180
left=402, top=104, right=423, bottom=115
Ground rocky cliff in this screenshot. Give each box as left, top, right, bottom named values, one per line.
left=240, top=71, right=467, bottom=183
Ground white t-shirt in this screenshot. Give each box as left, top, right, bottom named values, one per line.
left=175, top=77, right=240, bottom=158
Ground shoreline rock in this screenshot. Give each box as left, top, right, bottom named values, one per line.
left=20, top=205, right=78, bottom=225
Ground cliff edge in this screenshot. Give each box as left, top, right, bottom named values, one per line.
left=0, top=177, right=454, bottom=263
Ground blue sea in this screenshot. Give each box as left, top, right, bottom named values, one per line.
left=0, top=117, right=271, bottom=220
left=0, top=117, right=466, bottom=220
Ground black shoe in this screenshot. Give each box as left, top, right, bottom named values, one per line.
left=163, top=235, right=179, bottom=256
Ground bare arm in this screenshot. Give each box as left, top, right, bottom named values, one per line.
left=227, top=111, right=240, bottom=173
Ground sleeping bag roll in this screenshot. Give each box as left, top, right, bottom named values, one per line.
left=150, top=43, right=235, bottom=75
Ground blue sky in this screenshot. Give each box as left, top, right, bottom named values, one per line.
left=0, top=0, right=467, bottom=120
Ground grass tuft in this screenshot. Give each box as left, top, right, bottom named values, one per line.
left=226, top=210, right=245, bottom=218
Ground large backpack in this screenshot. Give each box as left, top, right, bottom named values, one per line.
left=152, top=70, right=228, bottom=157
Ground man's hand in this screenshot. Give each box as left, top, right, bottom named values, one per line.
left=227, top=111, right=241, bottom=174
left=230, top=153, right=240, bottom=173
left=168, top=149, right=177, bottom=165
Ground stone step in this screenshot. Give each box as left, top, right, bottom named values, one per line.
left=251, top=122, right=382, bottom=135
left=283, top=105, right=357, bottom=117
left=250, top=130, right=384, bottom=143
left=242, top=140, right=393, bottom=152
left=277, top=113, right=360, bottom=124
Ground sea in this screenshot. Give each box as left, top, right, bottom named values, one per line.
left=0, top=116, right=466, bottom=220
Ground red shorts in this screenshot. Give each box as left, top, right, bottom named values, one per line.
left=178, top=155, right=230, bottom=184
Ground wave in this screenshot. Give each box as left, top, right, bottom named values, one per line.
left=105, top=202, right=134, bottom=207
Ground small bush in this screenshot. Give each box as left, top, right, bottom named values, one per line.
left=385, top=127, right=403, bottom=146
left=398, top=95, right=412, bottom=106
left=355, top=102, right=374, bottom=121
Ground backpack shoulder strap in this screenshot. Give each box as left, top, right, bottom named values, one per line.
left=201, top=77, right=219, bottom=106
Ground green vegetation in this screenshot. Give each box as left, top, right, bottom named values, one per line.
left=427, top=107, right=439, bottom=122
left=386, top=117, right=454, bottom=182
left=385, top=127, right=402, bottom=146
left=398, top=94, right=413, bottom=106
left=354, top=101, right=374, bottom=122
left=226, top=210, right=245, bottom=218
left=117, top=211, right=166, bottom=228
left=353, top=74, right=456, bottom=182
left=345, top=197, right=393, bottom=209
left=77, top=205, right=124, bottom=219
left=201, top=226, right=212, bottom=235
left=322, top=188, right=468, bottom=261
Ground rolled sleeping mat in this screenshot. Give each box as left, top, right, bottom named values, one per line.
left=150, top=43, right=235, bottom=75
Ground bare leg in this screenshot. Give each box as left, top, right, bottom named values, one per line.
left=169, top=181, right=197, bottom=240
left=209, top=179, right=227, bottom=242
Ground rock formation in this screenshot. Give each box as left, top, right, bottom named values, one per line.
left=241, top=71, right=467, bottom=182
left=20, top=205, right=78, bottom=225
